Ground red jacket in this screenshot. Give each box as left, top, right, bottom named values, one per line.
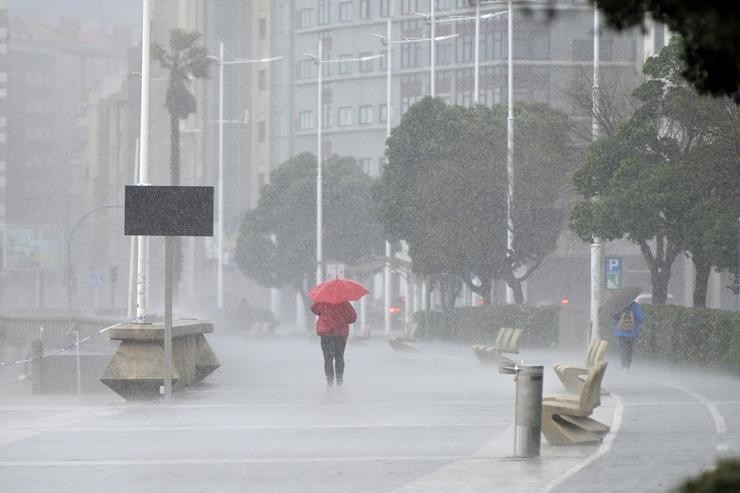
left=311, top=301, right=357, bottom=337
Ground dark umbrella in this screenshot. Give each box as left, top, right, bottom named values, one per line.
left=599, top=286, right=642, bottom=319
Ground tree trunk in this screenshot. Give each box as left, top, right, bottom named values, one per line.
left=170, top=113, right=181, bottom=186
left=692, top=254, right=712, bottom=308
left=639, top=237, right=679, bottom=305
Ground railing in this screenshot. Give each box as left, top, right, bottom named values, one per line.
left=0, top=316, right=119, bottom=353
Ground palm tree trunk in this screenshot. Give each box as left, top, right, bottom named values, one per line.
left=170, top=114, right=180, bottom=186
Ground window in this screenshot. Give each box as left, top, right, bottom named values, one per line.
left=299, top=59, right=315, bottom=79
left=258, top=69, right=266, bottom=90
left=401, top=0, right=419, bottom=15
left=359, top=158, right=372, bottom=174
left=318, top=0, right=332, bottom=25
left=359, top=105, right=373, bottom=125
left=456, top=31, right=474, bottom=63
left=379, top=0, right=390, bottom=17
left=299, top=110, right=314, bottom=130
left=339, top=1, right=353, bottom=22
left=258, top=18, right=267, bottom=39
left=359, top=51, right=374, bottom=72
left=298, top=8, right=314, bottom=28
left=400, top=21, right=423, bottom=68
left=258, top=121, right=266, bottom=142
left=379, top=103, right=388, bottom=123
left=359, top=0, right=370, bottom=18
left=338, top=107, right=353, bottom=126
left=338, top=54, right=352, bottom=74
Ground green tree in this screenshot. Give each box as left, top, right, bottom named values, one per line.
left=235, top=153, right=383, bottom=319
left=570, top=41, right=739, bottom=306
left=591, top=0, right=740, bottom=102
left=375, top=97, right=575, bottom=306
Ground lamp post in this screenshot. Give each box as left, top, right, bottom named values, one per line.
left=209, top=43, right=281, bottom=310
left=373, top=22, right=457, bottom=334
left=136, top=0, right=151, bottom=323
left=304, top=46, right=382, bottom=286
left=590, top=5, right=603, bottom=341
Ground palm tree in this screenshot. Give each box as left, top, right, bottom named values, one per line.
left=152, top=28, right=211, bottom=186
left=152, top=29, right=212, bottom=291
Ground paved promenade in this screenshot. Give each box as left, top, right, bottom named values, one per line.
left=0, top=331, right=738, bottom=492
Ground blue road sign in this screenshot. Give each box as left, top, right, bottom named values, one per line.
left=605, top=257, right=622, bottom=290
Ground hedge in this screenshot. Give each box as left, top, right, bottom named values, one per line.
left=413, top=304, right=560, bottom=347
left=620, top=305, right=740, bottom=373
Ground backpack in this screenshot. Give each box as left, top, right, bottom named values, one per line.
left=617, top=306, right=635, bottom=331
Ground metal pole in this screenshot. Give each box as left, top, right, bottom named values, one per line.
left=74, top=330, right=81, bottom=395
left=430, top=0, right=436, bottom=97
left=474, top=0, right=480, bottom=103
left=217, top=42, right=225, bottom=310
left=589, top=5, right=603, bottom=341
left=505, top=0, right=515, bottom=304
left=164, top=236, right=173, bottom=400
left=513, top=365, right=543, bottom=457
left=316, top=39, right=324, bottom=286
left=136, top=0, right=151, bottom=322
left=384, top=16, right=392, bottom=336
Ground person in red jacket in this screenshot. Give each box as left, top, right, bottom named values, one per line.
left=311, top=301, right=357, bottom=386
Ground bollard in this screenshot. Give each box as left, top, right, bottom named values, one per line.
left=30, top=339, right=44, bottom=394
left=513, top=364, right=544, bottom=458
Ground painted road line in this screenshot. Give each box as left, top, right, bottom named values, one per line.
left=665, top=384, right=727, bottom=435
left=0, top=455, right=465, bottom=467
left=62, top=423, right=509, bottom=432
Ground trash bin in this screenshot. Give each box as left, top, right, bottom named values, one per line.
left=500, top=361, right=544, bottom=458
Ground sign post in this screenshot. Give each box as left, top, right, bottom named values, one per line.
left=605, top=256, right=622, bottom=290
left=124, top=185, right=214, bottom=400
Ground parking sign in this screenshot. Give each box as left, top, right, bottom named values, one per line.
left=605, top=257, right=622, bottom=290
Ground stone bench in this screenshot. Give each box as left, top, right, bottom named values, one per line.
left=553, top=338, right=608, bottom=394
left=541, top=360, right=610, bottom=445
left=100, top=320, right=220, bottom=400
left=472, top=327, right=522, bottom=367
left=388, top=322, right=419, bottom=352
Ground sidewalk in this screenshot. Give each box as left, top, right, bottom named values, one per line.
left=0, top=332, right=738, bottom=492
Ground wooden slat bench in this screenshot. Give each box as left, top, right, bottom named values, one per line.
left=472, top=327, right=522, bottom=367
left=541, top=360, right=610, bottom=445
left=553, top=338, right=608, bottom=394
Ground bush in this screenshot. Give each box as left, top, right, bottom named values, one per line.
left=627, top=305, right=740, bottom=373
left=676, top=457, right=740, bottom=492
left=413, top=304, right=560, bottom=347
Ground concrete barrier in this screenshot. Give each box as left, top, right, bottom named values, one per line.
left=100, top=320, right=220, bottom=400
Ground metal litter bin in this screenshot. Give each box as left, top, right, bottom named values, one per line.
left=500, top=361, right=544, bottom=458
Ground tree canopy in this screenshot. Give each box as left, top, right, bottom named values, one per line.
left=235, top=153, right=383, bottom=302
left=570, top=41, right=739, bottom=305
left=374, top=97, right=575, bottom=305
left=591, top=0, right=740, bottom=102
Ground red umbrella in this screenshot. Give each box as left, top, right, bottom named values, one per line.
left=310, top=277, right=369, bottom=303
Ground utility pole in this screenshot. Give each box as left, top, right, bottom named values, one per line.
left=590, top=5, right=603, bottom=341
left=136, top=0, right=151, bottom=322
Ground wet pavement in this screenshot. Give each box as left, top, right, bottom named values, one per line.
left=0, top=330, right=738, bottom=492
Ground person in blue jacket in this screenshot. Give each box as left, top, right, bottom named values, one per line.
left=613, top=300, right=645, bottom=373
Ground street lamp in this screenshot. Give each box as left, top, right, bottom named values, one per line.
left=209, top=42, right=282, bottom=310
left=421, top=4, right=506, bottom=103
left=372, top=22, right=457, bottom=335
left=304, top=46, right=382, bottom=287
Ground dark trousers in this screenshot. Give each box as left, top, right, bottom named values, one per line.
left=617, top=336, right=635, bottom=370
left=320, top=335, right=347, bottom=381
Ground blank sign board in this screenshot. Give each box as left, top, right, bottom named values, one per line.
left=125, top=186, right=214, bottom=237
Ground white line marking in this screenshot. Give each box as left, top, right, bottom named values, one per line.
left=62, top=423, right=508, bottom=433
left=0, top=455, right=463, bottom=467
left=541, top=393, right=624, bottom=493
left=664, top=384, right=727, bottom=435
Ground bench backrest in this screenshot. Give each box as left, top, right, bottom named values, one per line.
left=585, top=339, right=608, bottom=367
left=580, top=360, right=608, bottom=412
left=406, top=322, right=419, bottom=339
left=496, top=327, right=521, bottom=352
